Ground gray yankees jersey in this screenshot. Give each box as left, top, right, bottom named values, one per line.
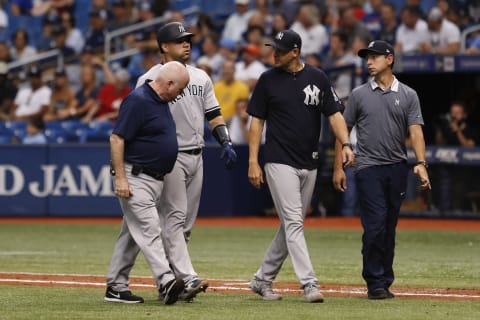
left=136, top=64, right=220, bottom=150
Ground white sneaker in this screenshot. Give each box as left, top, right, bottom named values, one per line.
left=249, top=278, right=282, bottom=301
left=304, top=283, right=324, bottom=303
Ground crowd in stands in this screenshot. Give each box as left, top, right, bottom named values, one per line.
left=0, top=0, right=480, bottom=147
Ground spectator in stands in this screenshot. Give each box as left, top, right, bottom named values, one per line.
left=242, top=25, right=266, bottom=47
left=60, top=10, right=85, bottom=55
left=73, top=64, right=100, bottom=121
left=323, top=31, right=350, bottom=69
left=434, top=100, right=478, bottom=211
left=12, top=65, right=52, bottom=121
left=465, top=30, right=480, bottom=54
left=199, top=33, right=224, bottom=82
left=189, top=13, right=217, bottom=62
left=268, top=0, right=298, bottom=25
left=290, top=4, right=329, bottom=57
left=43, top=67, right=78, bottom=122
left=22, top=117, right=47, bottom=144
left=270, top=12, right=289, bottom=38
left=108, top=0, right=135, bottom=30
left=83, top=68, right=131, bottom=122
left=195, top=56, right=213, bottom=79
left=362, top=0, right=384, bottom=39
left=377, top=2, right=398, bottom=44
left=37, top=15, right=58, bottom=52
left=219, top=37, right=240, bottom=62
left=85, top=8, right=108, bottom=54
left=10, top=29, right=38, bottom=63
left=0, top=62, right=18, bottom=121
left=254, top=0, right=273, bottom=35
left=214, top=59, right=250, bottom=123
left=0, top=3, right=8, bottom=43
left=127, top=32, right=161, bottom=87
left=235, top=43, right=267, bottom=92
left=0, top=42, right=11, bottom=64
left=49, top=25, right=77, bottom=64
left=222, top=0, right=255, bottom=44
left=229, top=97, right=266, bottom=145
left=419, top=6, right=461, bottom=55
left=395, top=5, right=429, bottom=54
left=337, top=4, right=373, bottom=51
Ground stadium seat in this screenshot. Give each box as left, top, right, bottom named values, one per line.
left=44, top=128, right=68, bottom=144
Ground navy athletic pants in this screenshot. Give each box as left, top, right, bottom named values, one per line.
left=355, top=161, right=409, bottom=291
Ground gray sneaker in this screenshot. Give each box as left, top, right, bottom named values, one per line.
left=304, top=283, right=324, bottom=303
left=249, top=279, right=282, bottom=301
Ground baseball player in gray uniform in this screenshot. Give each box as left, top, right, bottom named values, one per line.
left=105, top=22, right=237, bottom=302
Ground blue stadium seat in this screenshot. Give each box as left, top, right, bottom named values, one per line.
left=44, top=128, right=68, bottom=144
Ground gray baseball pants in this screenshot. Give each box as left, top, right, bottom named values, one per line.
left=253, top=163, right=319, bottom=287
left=106, top=164, right=175, bottom=291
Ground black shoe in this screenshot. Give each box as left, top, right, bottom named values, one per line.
left=385, top=288, right=395, bottom=299
left=367, top=288, right=389, bottom=300
left=161, top=278, right=185, bottom=305
left=104, top=287, right=144, bottom=303
left=178, top=278, right=209, bottom=302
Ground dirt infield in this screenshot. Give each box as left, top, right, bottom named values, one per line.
left=1, top=217, right=479, bottom=301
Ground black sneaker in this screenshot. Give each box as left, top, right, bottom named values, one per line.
left=161, top=278, right=185, bottom=305
left=385, top=288, right=395, bottom=299
left=367, top=288, right=389, bottom=300
left=178, top=278, right=209, bottom=302
left=104, top=287, right=144, bottom=303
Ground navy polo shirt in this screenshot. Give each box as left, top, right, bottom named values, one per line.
left=247, top=64, right=344, bottom=169
left=113, top=82, right=178, bottom=173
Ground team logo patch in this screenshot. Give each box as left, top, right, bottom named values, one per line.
left=303, top=85, right=320, bottom=106
left=178, top=25, right=186, bottom=33
left=276, top=32, right=283, bottom=40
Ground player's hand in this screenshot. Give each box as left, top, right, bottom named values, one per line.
left=220, top=142, right=237, bottom=169
left=332, top=168, right=347, bottom=192
left=248, top=162, right=264, bottom=189
left=114, top=177, right=133, bottom=198
left=413, top=165, right=431, bottom=190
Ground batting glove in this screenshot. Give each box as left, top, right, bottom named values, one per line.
left=220, top=142, right=237, bottom=169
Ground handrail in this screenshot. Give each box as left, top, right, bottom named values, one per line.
left=460, top=24, right=480, bottom=53
left=6, top=49, right=62, bottom=72
left=104, top=6, right=200, bottom=61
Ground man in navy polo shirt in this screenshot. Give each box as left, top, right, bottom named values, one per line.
left=105, top=61, right=189, bottom=305
left=333, top=40, right=431, bottom=299
left=247, top=29, right=354, bottom=303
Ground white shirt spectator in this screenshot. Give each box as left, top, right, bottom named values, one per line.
left=395, top=19, right=429, bottom=54
left=66, top=28, right=86, bottom=54
left=222, top=10, right=254, bottom=43
left=290, top=21, right=329, bottom=56
left=428, top=19, right=460, bottom=52
left=14, top=86, right=52, bottom=118
left=235, top=60, right=267, bottom=83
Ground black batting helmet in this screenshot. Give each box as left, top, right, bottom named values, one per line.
left=156, top=22, right=194, bottom=53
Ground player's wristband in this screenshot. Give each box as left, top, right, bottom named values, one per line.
left=342, top=143, right=353, bottom=150
left=212, top=124, right=232, bottom=146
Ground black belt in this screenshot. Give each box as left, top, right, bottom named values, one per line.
left=131, top=163, right=165, bottom=181
left=179, top=148, right=202, bottom=155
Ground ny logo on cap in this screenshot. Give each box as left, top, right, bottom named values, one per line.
left=368, top=41, right=375, bottom=48
left=276, top=32, right=284, bottom=40
left=178, top=25, right=186, bottom=33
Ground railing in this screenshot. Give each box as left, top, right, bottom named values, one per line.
left=6, top=49, right=62, bottom=73
left=104, top=6, right=200, bottom=63
left=460, top=24, right=480, bottom=53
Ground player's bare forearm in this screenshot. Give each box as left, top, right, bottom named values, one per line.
left=110, top=134, right=126, bottom=179
left=409, top=124, right=431, bottom=190
left=248, top=117, right=265, bottom=188
left=329, top=112, right=354, bottom=167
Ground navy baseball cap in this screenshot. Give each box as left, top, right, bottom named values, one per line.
left=358, top=40, right=394, bottom=58
left=266, top=30, right=302, bottom=52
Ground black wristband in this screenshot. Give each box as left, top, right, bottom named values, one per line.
left=212, top=124, right=232, bottom=146
left=342, top=143, right=353, bottom=150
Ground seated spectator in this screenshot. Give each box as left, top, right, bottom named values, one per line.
left=0, top=3, right=7, bottom=42
left=48, top=25, right=77, bottom=65
left=337, top=4, right=373, bottom=51
left=198, top=33, right=224, bottom=82
left=228, top=97, right=266, bottom=145
left=214, top=59, right=250, bottom=122
left=60, top=10, right=85, bottom=54
left=12, top=65, right=52, bottom=121
left=0, top=62, right=18, bottom=121
left=395, top=5, right=429, bottom=54
left=22, top=117, right=47, bottom=144
left=196, top=56, right=213, bottom=79
left=127, top=32, right=161, bottom=87
left=465, top=30, right=480, bottom=54
left=268, top=0, right=298, bottom=25
left=37, top=14, right=58, bottom=52
left=10, top=29, right=38, bottom=63
left=0, top=42, right=11, bottom=63
left=362, top=0, right=384, bottom=39
left=235, top=44, right=267, bottom=91
left=219, top=37, right=239, bottom=62
left=222, top=0, right=255, bottom=44
left=242, top=24, right=266, bottom=47
left=419, top=6, right=460, bottom=55
left=85, top=8, right=108, bottom=54
left=269, top=12, right=289, bottom=38
left=43, top=67, right=78, bottom=122
left=290, top=4, right=329, bottom=57
left=73, top=65, right=100, bottom=121
left=83, top=68, right=131, bottom=122
left=377, top=2, right=398, bottom=44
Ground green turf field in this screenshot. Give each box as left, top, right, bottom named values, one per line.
left=0, top=222, right=479, bottom=319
